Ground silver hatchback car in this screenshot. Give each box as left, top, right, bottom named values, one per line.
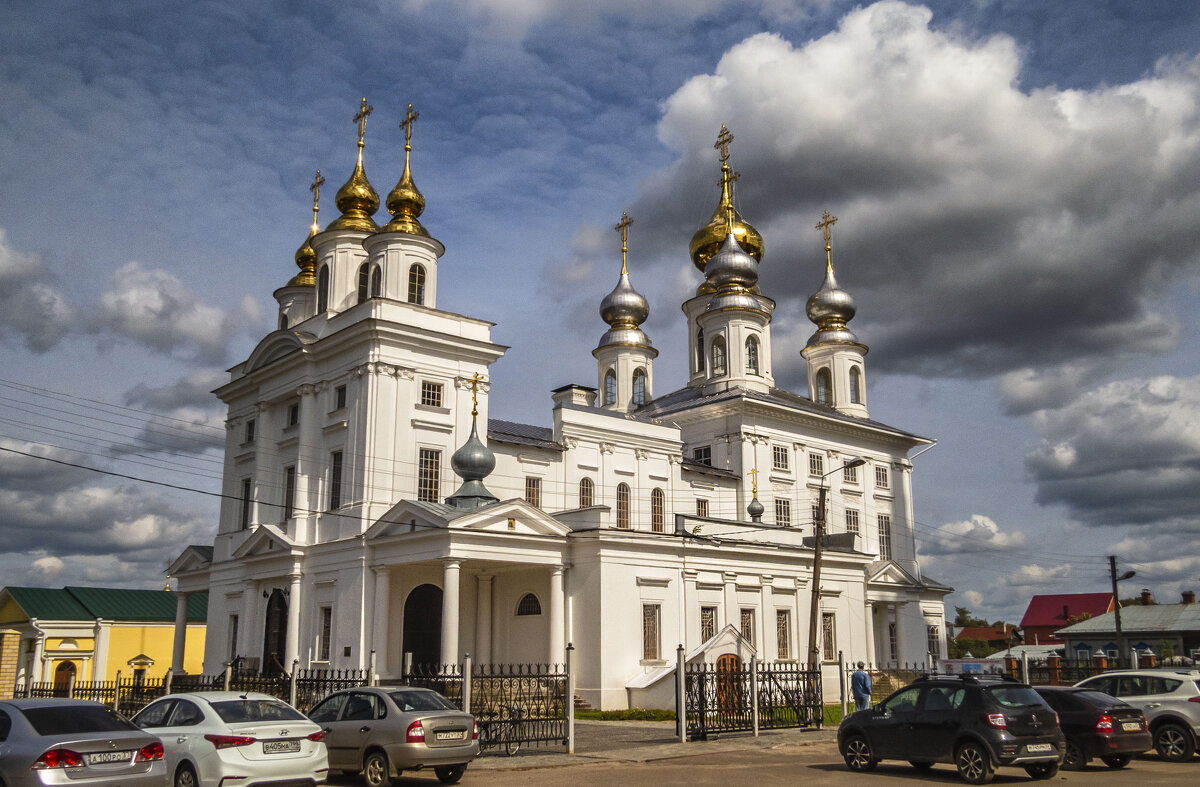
left=0, top=698, right=167, bottom=787
left=308, top=686, right=478, bottom=785
left=1075, top=669, right=1200, bottom=762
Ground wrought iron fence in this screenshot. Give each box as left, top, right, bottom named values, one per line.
left=842, top=662, right=928, bottom=708
left=684, top=660, right=822, bottom=740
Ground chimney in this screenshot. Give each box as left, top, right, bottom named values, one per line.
left=1062, top=604, right=1069, bottom=621
left=1140, top=588, right=1153, bottom=606
left=1183, top=591, right=1196, bottom=605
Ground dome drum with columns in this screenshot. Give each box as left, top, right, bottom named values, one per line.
left=174, top=110, right=949, bottom=710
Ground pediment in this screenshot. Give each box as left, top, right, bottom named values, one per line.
left=169, top=546, right=213, bottom=576
left=232, top=524, right=300, bottom=559
left=450, top=499, right=572, bottom=537
left=244, top=330, right=316, bottom=374
left=867, top=561, right=921, bottom=587
left=366, top=500, right=452, bottom=539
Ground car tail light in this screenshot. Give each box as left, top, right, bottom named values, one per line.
left=984, top=713, right=1007, bottom=729
left=1095, top=714, right=1114, bottom=733
left=136, top=742, right=164, bottom=762
left=32, top=749, right=84, bottom=769
left=307, top=730, right=326, bottom=742
left=472, top=720, right=479, bottom=741
left=204, top=734, right=258, bottom=749
left=1188, top=697, right=1200, bottom=704
left=406, top=720, right=425, bottom=743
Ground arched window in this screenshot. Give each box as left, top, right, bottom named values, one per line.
left=696, top=329, right=705, bottom=372
left=580, top=477, right=594, bottom=508
left=370, top=265, right=382, bottom=298
left=616, top=483, right=630, bottom=528
left=279, top=314, right=288, bottom=331
left=516, top=593, right=542, bottom=616
left=316, top=265, right=329, bottom=313
left=357, top=262, right=371, bottom=304
left=711, top=337, right=727, bottom=376
left=746, top=336, right=760, bottom=375
left=408, top=263, right=426, bottom=305
left=604, top=369, right=617, bottom=405
left=849, top=367, right=862, bottom=403
left=816, top=368, right=832, bottom=405
left=651, top=488, right=665, bottom=533
left=632, top=368, right=647, bottom=405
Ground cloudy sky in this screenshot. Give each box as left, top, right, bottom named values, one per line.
left=3, top=0, right=1200, bottom=623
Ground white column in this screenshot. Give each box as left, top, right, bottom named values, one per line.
left=172, top=592, right=189, bottom=673
left=293, top=384, right=320, bottom=542
left=240, top=585, right=256, bottom=662
left=723, top=571, right=738, bottom=631
left=475, top=575, right=493, bottom=664
left=895, top=600, right=911, bottom=665
left=441, top=559, right=461, bottom=664
left=92, top=621, right=110, bottom=680
left=252, top=402, right=270, bottom=527
left=548, top=565, right=565, bottom=665
left=33, top=633, right=47, bottom=683
left=864, top=601, right=876, bottom=665
left=284, top=570, right=303, bottom=669
left=683, top=569, right=699, bottom=650
left=761, top=577, right=776, bottom=659
left=372, top=566, right=391, bottom=675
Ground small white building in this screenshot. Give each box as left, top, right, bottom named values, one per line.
left=171, top=109, right=951, bottom=708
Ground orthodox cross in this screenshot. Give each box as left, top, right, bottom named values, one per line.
left=354, top=97, right=373, bottom=147
left=308, top=169, right=325, bottom=229
left=399, top=103, right=419, bottom=150
left=747, top=467, right=759, bottom=498
left=614, top=212, right=633, bottom=274
left=714, top=124, right=734, bottom=165
left=816, top=209, right=838, bottom=249
left=470, top=372, right=482, bottom=417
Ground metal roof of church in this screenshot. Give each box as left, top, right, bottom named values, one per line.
left=3, top=586, right=208, bottom=623
left=487, top=419, right=562, bottom=450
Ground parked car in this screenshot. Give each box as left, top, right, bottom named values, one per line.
left=1074, top=669, right=1200, bottom=762
left=1034, top=686, right=1151, bottom=769
left=130, top=691, right=327, bottom=787
left=307, top=686, right=478, bottom=785
left=837, top=674, right=1064, bottom=784
left=0, top=698, right=166, bottom=787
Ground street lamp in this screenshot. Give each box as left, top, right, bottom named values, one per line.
left=807, top=456, right=868, bottom=668
left=1109, top=556, right=1136, bottom=668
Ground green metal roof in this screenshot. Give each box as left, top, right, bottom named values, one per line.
left=3, top=586, right=207, bottom=623
left=6, top=587, right=92, bottom=621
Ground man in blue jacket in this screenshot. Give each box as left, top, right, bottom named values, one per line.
left=851, top=662, right=872, bottom=711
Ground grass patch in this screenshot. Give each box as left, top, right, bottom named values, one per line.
left=823, top=704, right=844, bottom=725
left=575, top=708, right=677, bottom=721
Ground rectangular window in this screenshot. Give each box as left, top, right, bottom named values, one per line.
left=777, top=610, right=791, bottom=660
left=418, top=448, right=441, bottom=503
left=775, top=498, right=791, bottom=527
left=843, top=464, right=858, bottom=483
left=696, top=499, right=709, bottom=517
left=927, top=625, right=940, bottom=657
left=772, top=445, right=789, bottom=471
left=228, top=615, right=239, bottom=662
left=642, top=604, right=660, bottom=661
left=888, top=622, right=897, bottom=661
left=239, top=477, right=252, bottom=529
left=700, top=606, right=717, bottom=642
left=875, top=464, right=889, bottom=489
left=740, top=608, right=755, bottom=644
left=808, top=452, right=824, bottom=477
left=335, top=384, right=347, bottom=410
left=693, top=446, right=711, bottom=466
left=845, top=509, right=860, bottom=534
left=525, top=476, right=542, bottom=509
left=283, top=466, right=296, bottom=520
left=244, top=418, right=256, bottom=444
left=878, top=514, right=892, bottom=561
left=287, top=402, right=299, bottom=427
left=420, top=381, right=443, bottom=408
left=329, top=450, right=343, bottom=510
left=318, top=606, right=333, bottom=661
left=822, top=612, right=836, bottom=662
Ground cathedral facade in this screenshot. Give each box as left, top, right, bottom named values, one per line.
left=171, top=104, right=950, bottom=709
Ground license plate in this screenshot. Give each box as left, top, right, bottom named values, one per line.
left=263, top=740, right=300, bottom=754
left=86, top=750, right=132, bottom=765
left=1122, top=722, right=1142, bottom=731
left=1026, top=743, right=1053, bottom=753
left=435, top=730, right=465, bottom=741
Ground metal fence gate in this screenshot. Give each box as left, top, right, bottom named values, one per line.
left=684, top=659, right=822, bottom=741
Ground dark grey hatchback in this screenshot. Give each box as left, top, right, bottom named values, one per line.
left=838, top=674, right=1065, bottom=784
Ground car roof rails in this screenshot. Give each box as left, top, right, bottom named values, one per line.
left=957, top=673, right=1020, bottom=683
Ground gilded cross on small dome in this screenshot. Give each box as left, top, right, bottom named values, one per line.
left=714, top=124, right=734, bottom=165
left=470, top=372, right=483, bottom=417
left=399, top=103, right=419, bottom=149
left=816, top=209, right=838, bottom=249
left=353, top=97, right=373, bottom=148
left=308, top=169, right=325, bottom=230
left=747, top=467, right=759, bottom=497
left=614, top=212, right=633, bottom=274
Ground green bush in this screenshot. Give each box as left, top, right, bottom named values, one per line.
left=574, top=708, right=677, bottom=721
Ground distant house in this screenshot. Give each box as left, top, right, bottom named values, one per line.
left=955, top=624, right=1020, bottom=650
left=1056, top=592, right=1200, bottom=661
left=1020, top=593, right=1114, bottom=645
left=0, top=586, right=207, bottom=696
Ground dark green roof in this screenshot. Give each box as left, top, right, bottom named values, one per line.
left=4, top=586, right=207, bottom=623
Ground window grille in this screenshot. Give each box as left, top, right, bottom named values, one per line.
left=408, top=264, right=426, bottom=305
left=651, top=488, right=665, bottom=532
left=875, top=464, right=890, bottom=489
left=878, top=514, right=892, bottom=561
left=772, top=445, right=789, bottom=471
left=418, top=448, right=440, bottom=503
left=740, top=608, right=755, bottom=644
left=420, top=381, right=443, bottom=408
left=283, top=466, right=295, bottom=520
left=245, top=419, right=255, bottom=443
left=643, top=604, right=660, bottom=660
left=808, top=452, right=824, bottom=476
left=616, top=483, right=630, bottom=528
left=746, top=336, right=760, bottom=375
left=775, top=498, right=791, bottom=527
left=693, top=446, right=711, bottom=466
left=845, top=509, right=859, bottom=534
left=822, top=612, right=837, bottom=662
left=711, top=337, right=727, bottom=375
left=525, top=476, right=542, bottom=509
left=927, top=625, right=940, bottom=657
left=516, top=593, right=542, bottom=616
left=579, top=477, right=594, bottom=508
left=335, top=384, right=347, bottom=410
left=358, top=262, right=371, bottom=304
left=319, top=607, right=333, bottom=661
left=843, top=464, right=858, bottom=483
left=696, top=499, right=709, bottom=517
left=240, top=478, right=252, bottom=529
left=329, top=450, right=343, bottom=510
left=777, top=610, right=791, bottom=659
left=700, top=607, right=717, bottom=642
left=604, top=369, right=616, bottom=405
left=287, top=403, right=299, bottom=426
left=632, top=368, right=646, bottom=405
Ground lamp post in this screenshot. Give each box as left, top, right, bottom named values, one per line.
left=1109, top=556, right=1136, bottom=668
left=807, top=456, right=867, bottom=668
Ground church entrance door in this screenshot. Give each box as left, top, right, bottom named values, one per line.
left=262, top=588, right=288, bottom=675
left=715, top=653, right=744, bottom=714
left=403, top=584, right=443, bottom=667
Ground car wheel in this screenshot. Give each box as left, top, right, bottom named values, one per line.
left=173, top=764, right=198, bottom=787
left=909, top=761, right=934, bottom=770
left=362, top=750, right=390, bottom=787
left=1100, top=754, right=1131, bottom=769
left=841, top=734, right=877, bottom=772
left=435, top=765, right=467, bottom=784
left=1024, top=762, right=1058, bottom=780
left=1061, top=741, right=1085, bottom=771
left=1154, top=722, right=1196, bottom=762
left=955, top=741, right=995, bottom=785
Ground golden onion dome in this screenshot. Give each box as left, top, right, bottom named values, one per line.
left=382, top=104, right=429, bottom=236
left=289, top=229, right=317, bottom=287
left=326, top=98, right=381, bottom=233
left=689, top=159, right=763, bottom=272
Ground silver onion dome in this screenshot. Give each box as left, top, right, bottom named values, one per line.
left=806, top=264, right=859, bottom=345
left=445, top=418, right=498, bottom=510
left=705, top=231, right=759, bottom=291
left=747, top=496, right=765, bottom=522
left=600, top=271, right=649, bottom=329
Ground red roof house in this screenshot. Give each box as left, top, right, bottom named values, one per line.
left=955, top=624, right=1021, bottom=649
left=1020, top=593, right=1114, bottom=645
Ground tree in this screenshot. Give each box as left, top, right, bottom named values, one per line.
left=954, top=606, right=987, bottom=628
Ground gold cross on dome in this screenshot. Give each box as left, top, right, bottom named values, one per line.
left=714, top=124, right=734, bottom=164
left=308, top=169, right=325, bottom=226
left=816, top=209, right=838, bottom=248
left=614, top=212, right=633, bottom=274
left=399, top=103, right=419, bottom=147
left=470, top=372, right=482, bottom=417
left=747, top=467, right=759, bottom=497
left=353, top=97, right=373, bottom=147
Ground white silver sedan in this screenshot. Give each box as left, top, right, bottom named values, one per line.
left=131, top=691, right=328, bottom=787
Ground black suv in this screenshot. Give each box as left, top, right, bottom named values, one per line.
left=838, top=674, right=1065, bottom=784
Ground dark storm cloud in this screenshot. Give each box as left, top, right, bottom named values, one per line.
left=0, top=230, right=71, bottom=352
left=124, top=369, right=229, bottom=412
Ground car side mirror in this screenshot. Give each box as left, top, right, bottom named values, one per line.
left=872, top=704, right=886, bottom=715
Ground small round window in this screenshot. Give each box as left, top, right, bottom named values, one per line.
left=516, top=593, right=542, bottom=616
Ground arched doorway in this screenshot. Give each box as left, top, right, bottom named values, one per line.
left=262, top=588, right=288, bottom=675
left=403, top=584, right=443, bottom=667
left=53, top=661, right=76, bottom=697
left=715, top=653, right=744, bottom=714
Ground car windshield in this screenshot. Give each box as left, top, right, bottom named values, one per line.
left=986, top=686, right=1045, bottom=709
left=210, top=699, right=306, bottom=723
left=22, top=706, right=138, bottom=736
left=389, top=690, right=458, bottom=712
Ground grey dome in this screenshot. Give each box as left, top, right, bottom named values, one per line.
left=600, top=271, right=649, bottom=329
left=446, top=418, right=498, bottom=510
left=806, top=264, right=860, bottom=345
left=705, top=231, right=758, bottom=291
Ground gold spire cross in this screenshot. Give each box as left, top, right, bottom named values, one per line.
left=470, top=372, right=482, bottom=417
left=714, top=124, right=734, bottom=165
left=308, top=169, right=325, bottom=229
left=614, top=212, right=633, bottom=274
left=747, top=467, right=759, bottom=498
left=816, top=209, right=838, bottom=249
left=399, top=104, right=419, bottom=147
left=354, top=97, right=373, bottom=147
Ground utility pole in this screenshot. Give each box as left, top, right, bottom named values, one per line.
left=1109, top=556, right=1135, bottom=668
left=807, top=483, right=830, bottom=667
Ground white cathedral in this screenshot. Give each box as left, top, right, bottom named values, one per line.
left=170, top=102, right=950, bottom=709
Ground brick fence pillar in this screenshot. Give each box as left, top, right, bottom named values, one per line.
left=1092, top=653, right=1108, bottom=671
left=0, top=629, right=21, bottom=699
left=1046, top=655, right=1061, bottom=686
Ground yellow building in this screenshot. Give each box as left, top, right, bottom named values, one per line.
left=0, top=586, right=207, bottom=696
